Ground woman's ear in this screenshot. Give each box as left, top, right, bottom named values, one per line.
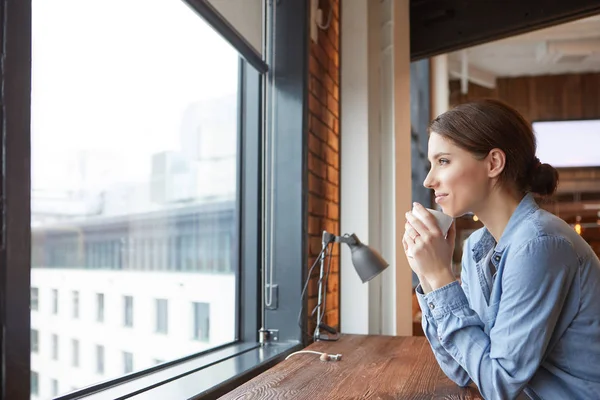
left=487, top=148, right=506, bottom=179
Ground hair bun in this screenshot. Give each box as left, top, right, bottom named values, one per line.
left=530, top=162, right=559, bottom=196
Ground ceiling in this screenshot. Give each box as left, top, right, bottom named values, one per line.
left=447, top=14, right=600, bottom=80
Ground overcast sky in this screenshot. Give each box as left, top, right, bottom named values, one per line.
left=31, top=0, right=239, bottom=192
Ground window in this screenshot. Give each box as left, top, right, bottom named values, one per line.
left=14, top=0, right=309, bottom=397
left=97, top=293, right=105, bottom=322
left=31, top=287, right=39, bottom=311
left=31, top=329, right=39, bottom=353
left=533, top=119, right=600, bottom=167
left=72, top=290, right=79, bottom=319
left=193, top=302, right=210, bottom=341
left=155, top=299, right=168, bottom=334
left=51, top=378, right=59, bottom=397
left=52, top=289, right=58, bottom=315
left=96, top=345, right=105, bottom=375
left=123, top=296, right=134, bottom=328
left=72, top=339, right=79, bottom=367
left=51, top=334, right=59, bottom=361
left=123, top=351, right=134, bottom=374
left=31, top=371, right=39, bottom=396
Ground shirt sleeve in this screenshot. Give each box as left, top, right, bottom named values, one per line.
left=415, top=279, right=471, bottom=387
left=423, top=236, right=577, bottom=400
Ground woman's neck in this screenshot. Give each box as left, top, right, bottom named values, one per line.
left=475, top=189, right=523, bottom=243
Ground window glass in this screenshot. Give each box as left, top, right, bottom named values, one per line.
left=31, top=0, right=241, bottom=397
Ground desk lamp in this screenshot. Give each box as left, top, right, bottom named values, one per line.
left=314, top=230, right=389, bottom=342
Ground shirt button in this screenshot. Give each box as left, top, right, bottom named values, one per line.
left=494, top=255, right=501, bottom=261
left=428, top=303, right=435, bottom=310
left=438, top=336, right=443, bottom=341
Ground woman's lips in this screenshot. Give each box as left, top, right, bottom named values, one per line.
left=435, top=194, right=448, bottom=204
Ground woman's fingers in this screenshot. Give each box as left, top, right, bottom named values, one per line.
left=412, top=203, right=442, bottom=234
left=404, top=222, right=420, bottom=241
left=406, top=212, right=434, bottom=240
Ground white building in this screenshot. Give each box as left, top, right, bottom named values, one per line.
left=31, top=270, right=235, bottom=399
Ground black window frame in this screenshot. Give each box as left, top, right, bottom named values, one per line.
left=0, top=0, right=309, bottom=399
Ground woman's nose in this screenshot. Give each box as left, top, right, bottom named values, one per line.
left=423, top=170, right=435, bottom=189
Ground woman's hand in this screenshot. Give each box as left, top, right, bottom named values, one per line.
left=403, top=203, right=456, bottom=291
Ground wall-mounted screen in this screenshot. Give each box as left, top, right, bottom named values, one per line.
left=533, top=119, right=600, bottom=168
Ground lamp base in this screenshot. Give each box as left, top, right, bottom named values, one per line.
left=314, top=323, right=341, bottom=342
left=314, top=332, right=341, bottom=341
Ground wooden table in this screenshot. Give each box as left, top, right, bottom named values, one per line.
left=220, top=334, right=482, bottom=399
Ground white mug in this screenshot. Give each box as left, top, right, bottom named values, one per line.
left=412, top=206, right=453, bottom=236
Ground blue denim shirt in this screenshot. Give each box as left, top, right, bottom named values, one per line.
left=416, top=193, right=600, bottom=400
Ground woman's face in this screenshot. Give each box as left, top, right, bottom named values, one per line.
left=423, top=132, right=491, bottom=218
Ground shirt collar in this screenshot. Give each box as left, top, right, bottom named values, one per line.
left=471, top=193, right=539, bottom=263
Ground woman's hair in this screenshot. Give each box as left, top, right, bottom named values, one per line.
left=430, top=99, right=559, bottom=196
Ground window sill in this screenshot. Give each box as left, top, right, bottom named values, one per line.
left=58, top=341, right=302, bottom=400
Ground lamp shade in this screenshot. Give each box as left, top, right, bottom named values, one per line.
left=345, top=234, right=389, bottom=283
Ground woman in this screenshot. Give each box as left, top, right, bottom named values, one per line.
left=403, top=99, right=600, bottom=400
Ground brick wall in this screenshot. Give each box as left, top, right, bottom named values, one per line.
left=306, top=0, right=340, bottom=339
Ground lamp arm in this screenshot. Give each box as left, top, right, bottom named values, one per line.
left=334, top=233, right=359, bottom=246
left=322, top=230, right=359, bottom=246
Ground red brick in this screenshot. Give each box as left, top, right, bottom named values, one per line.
left=327, top=93, right=339, bottom=118
left=331, top=0, right=339, bottom=19
left=308, top=132, right=323, bottom=156
left=308, top=152, right=327, bottom=180
left=327, top=202, right=339, bottom=220
left=327, top=165, right=339, bottom=185
left=327, top=130, right=339, bottom=152
left=308, top=234, right=322, bottom=257
left=331, top=17, right=339, bottom=38
left=308, top=215, right=322, bottom=235
left=331, top=47, right=339, bottom=68
left=308, top=195, right=326, bottom=216
left=309, top=55, right=321, bottom=77
left=312, top=42, right=329, bottom=72
left=330, top=257, right=339, bottom=273
left=324, top=145, right=338, bottom=167
left=310, top=76, right=326, bottom=102
left=309, top=174, right=326, bottom=198
left=323, top=73, right=334, bottom=95
left=324, top=219, right=339, bottom=237
left=308, top=93, right=322, bottom=119
left=330, top=60, right=339, bottom=84
left=325, top=184, right=338, bottom=202
left=310, top=115, right=328, bottom=143
left=323, top=109, right=335, bottom=130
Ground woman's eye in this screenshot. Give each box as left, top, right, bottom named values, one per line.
left=438, top=158, right=449, bottom=165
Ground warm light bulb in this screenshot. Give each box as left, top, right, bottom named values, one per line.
left=472, top=215, right=479, bottom=222
left=574, top=223, right=582, bottom=235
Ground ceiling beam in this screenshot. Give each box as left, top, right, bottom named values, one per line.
left=410, top=0, right=600, bottom=60
left=448, top=59, right=497, bottom=89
